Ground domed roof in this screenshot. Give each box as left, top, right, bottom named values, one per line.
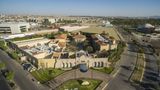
left=79, top=64, right=88, bottom=72
left=145, top=23, right=154, bottom=28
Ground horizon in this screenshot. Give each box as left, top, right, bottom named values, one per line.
left=0, top=0, right=160, bottom=17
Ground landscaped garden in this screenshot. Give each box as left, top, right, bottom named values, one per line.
left=31, top=68, right=65, bottom=83
left=58, top=79, right=102, bottom=90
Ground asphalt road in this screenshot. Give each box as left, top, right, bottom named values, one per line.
left=105, top=43, right=137, bottom=90
left=140, top=44, right=159, bottom=90
left=105, top=27, right=139, bottom=90
left=131, top=30, right=160, bottom=90
left=0, top=49, right=48, bottom=90
left=0, top=72, right=11, bottom=90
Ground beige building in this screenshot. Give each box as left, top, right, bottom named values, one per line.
left=38, top=59, right=56, bottom=68
left=9, top=34, right=110, bottom=70
left=96, top=41, right=110, bottom=51
left=91, top=34, right=117, bottom=51
left=55, top=34, right=67, bottom=42
left=73, top=34, right=86, bottom=42
left=36, top=53, right=109, bottom=69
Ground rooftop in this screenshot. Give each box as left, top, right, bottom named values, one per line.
left=58, top=42, right=66, bottom=48
left=0, top=22, right=30, bottom=26
left=56, top=34, right=67, bottom=39
left=74, top=34, right=86, bottom=39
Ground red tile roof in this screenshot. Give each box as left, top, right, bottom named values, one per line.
left=56, top=34, right=67, bottom=39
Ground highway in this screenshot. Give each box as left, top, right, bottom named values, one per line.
left=119, top=27, right=160, bottom=90
left=106, top=43, right=138, bottom=90
left=105, top=27, right=138, bottom=90
left=140, top=43, right=159, bottom=90
left=131, top=30, right=160, bottom=90
left=0, top=72, right=11, bottom=90
left=0, top=49, right=48, bottom=90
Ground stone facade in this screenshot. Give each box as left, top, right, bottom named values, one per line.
left=36, top=55, right=109, bottom=69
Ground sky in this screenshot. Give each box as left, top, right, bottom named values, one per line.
left=0, top=0, right=160, bottom=16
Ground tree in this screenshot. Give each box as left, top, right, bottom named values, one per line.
left=86, top=46, right=93, bottom=53
left=82, top=40, right=89, bottom=47
left=138, top=48, right=144, bottom=53
left=46, top=33, right=55, bottom=39
left=42, top=19, right=51, bottom=27
left=6, top=71, right=14, bottom=81
left=8, top=51, right=19, bottom=60
left=0, top=62, right=5, bottom=70
left=0, top=40, right=7, bottom=51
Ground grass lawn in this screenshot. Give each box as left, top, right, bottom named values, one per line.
left=91, top=67, right=114, bottom=74
left=73, top=26, right=120, bottom=40
left=58, top=79, right=102, bottom=90
left=31, top=68, right=65, bottom=83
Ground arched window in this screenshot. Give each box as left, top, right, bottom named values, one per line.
left=101, top=62, right=104, bottom=67
left=98, top=62, right=101, bottom=67
left=62, top=63, right=65, bottom=68
left=66, top=63, right=68, bottom=68
left=94, top=62, right=97, bottom=67
left=70, top=63, right=72, bottom=67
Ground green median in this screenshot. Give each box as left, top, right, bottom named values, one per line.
left=130, top=50, right=145, bottom=83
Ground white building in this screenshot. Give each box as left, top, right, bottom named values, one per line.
left=155, top=27, right=160, bottom=32
left=102, top=20, right=113, bottom=27
left=0, top=22, right=30, bottom=34
left=60, top=25, right=89, bottom=32
left=46, top=18, right=57, bottom=24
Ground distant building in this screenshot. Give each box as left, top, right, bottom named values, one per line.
left=0, top=22, right=30, bottom=34
left=155, top=27, right=160, bottom=32
left=138, top=23, right=155, bottom=33
left=91, top=34, right=117, bottom=51
left=60, top=25, right=89, bottom=32
left=102, top=20, right=113, bottom=27
left=46, top=18, right=57, bottom=24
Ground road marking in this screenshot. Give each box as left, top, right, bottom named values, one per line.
left=101, top=69, right=120, bottom=90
